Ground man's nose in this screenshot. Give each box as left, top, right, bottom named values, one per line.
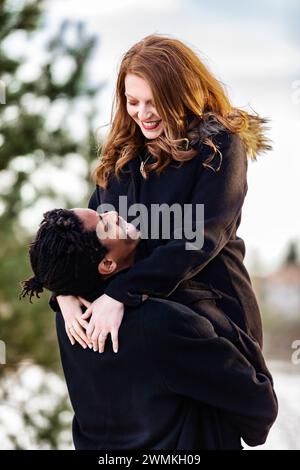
left=105, top=211, right=119, bottom=223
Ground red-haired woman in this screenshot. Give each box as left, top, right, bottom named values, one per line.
left=58, top=33, right=271, bottom=367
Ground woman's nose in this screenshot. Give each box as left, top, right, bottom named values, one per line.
left=138, top=107, right=152, bottom=121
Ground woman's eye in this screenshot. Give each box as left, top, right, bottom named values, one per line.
left=128, top=102, right=137, bottom=106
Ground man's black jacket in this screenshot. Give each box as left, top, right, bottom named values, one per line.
left=51, top=130, right=277, bottom=449
left=56, top=296, right=277, bottom=450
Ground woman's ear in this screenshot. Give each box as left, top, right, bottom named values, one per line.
left=98, top=258, right=117, bottom=275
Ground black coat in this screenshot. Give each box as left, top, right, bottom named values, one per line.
left=88, top=131, right=263, bottom=347
left=50, top=128, right=277, bottom=450
left=55, top=293, right=277, bottom=450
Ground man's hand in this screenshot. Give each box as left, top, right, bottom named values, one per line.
left=57, top=295, right=92, bottom=349
left=81, top=294, right=124, bottom=353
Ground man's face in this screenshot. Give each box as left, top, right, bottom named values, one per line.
left=72, top=209, right=140, bottom=274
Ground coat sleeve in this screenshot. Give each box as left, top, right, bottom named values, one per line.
left=88, top=186, right=100, bottom=211
left=144, top=300, right=278, bottom=447
left=104, top=132, right=248, bottom=306
left=48, top=293, right=61, bottom=313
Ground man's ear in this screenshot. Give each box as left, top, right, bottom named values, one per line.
left=98, top=257, right=117, bottom=275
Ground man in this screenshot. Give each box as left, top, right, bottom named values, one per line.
left=20, top=208, right=277, bottom=450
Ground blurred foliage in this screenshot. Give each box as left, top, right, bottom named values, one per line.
left=0, top=0, right=104, bottom=449
left=0, top=0, right=104, bottom=371
left=284, top=241, right=299, bottom=265
left=0, top=363, right=73, bottom=449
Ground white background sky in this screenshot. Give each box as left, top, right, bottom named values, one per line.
left=8, top=0, right=300, bottom=273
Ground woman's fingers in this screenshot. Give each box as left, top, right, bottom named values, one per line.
left=81, top=304, right=93, bottom=319
left=86, top=320, right=95, bottom=340
left=72, top=322, right=92, bottom=348
left=65, top=325, right=75, bottom=345
left=91, top=330, right=99, bottom=352
left=68, top=325, right=87, bottom=349
left=95, top=329, right=119, bottom=354
left=78, top=296, right=91, bottom=308
left=77, top=316, right=89, bottom=330
left=98, top=331, right=108, bottom=354
left=111, top=329, right=119, bottom=354
left=66, top=317, right=120, bottom=354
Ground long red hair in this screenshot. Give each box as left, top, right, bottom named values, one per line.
left=94, top=34, right=272, bottom=188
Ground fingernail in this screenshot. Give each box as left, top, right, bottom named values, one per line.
left=93, top=348, right=97, bottom=352
left=83, top=345, right=87, bottom=349
left=88, top=344, right=92, bottom=349
left=114, top=349, right=118, bottom=353
left=99, top=350, right=103, bottom=354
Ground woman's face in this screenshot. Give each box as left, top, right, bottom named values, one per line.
left=125, top=74, right=164, bottom=139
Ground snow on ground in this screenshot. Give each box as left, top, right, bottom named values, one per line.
left=243, top=360, right=300, bottom=450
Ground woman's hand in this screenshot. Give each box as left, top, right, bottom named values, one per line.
left=57, top=295, right=92, bottom=349
left=81, top=294, right=124, bottom=353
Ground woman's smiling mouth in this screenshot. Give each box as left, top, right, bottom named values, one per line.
left=141, top=120, right=162, bottom=130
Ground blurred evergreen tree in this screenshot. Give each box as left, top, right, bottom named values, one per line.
left=0, top=0, right=105, bottom=448
left=284, top=240, right=299, bottom=265
left=0, top=0, right=104, bottom=373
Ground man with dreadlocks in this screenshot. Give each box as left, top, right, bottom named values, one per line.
left=20, top=208, right=140, bottom=348
left=20, top=208, right=277, bottom=450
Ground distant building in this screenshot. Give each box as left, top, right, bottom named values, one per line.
left=262, top=263, right=300, bottom=319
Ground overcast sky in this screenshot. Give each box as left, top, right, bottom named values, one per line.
left=11, top=0, right=300, bottom=272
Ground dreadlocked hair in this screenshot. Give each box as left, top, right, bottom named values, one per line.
left=19, top=209, right=108, bottom=302
left=19, top=276, right=44, bottom=303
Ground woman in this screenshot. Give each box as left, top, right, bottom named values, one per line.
left=56, top=33, right=272, bottom=355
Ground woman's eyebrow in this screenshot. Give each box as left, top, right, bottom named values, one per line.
left=125, top=93, right=153, bottom=102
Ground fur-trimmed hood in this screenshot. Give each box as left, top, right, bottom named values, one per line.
left=237, top=113, right=272, bottom=160
left=188, top=112, right=272, bottom=161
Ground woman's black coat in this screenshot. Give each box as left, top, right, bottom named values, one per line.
left=89, top=130, right=263, bottom=347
